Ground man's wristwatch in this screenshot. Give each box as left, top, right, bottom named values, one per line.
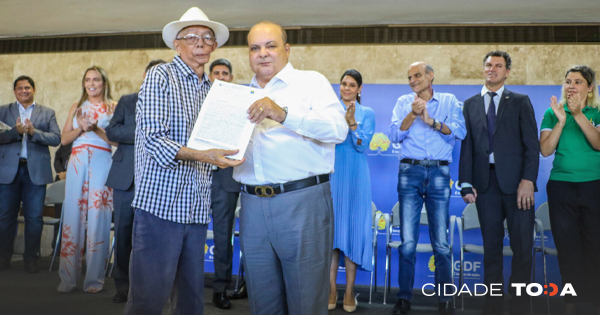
left=431, top=119, right=441, bottom=130
left=281, top=106, right=288, bottom=123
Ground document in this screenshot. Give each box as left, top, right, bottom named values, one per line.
left=187, top=80, right=263, bottom=160
left=0, top=121, right=11, bottom=131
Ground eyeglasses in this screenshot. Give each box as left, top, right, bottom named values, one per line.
left=175, top=33, right=216, bottom=46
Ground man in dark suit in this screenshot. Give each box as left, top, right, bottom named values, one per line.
left=459, top=51, right=539, bottom=315
left=105, top=59, right=165, bottom=303
left=207, top=59, right=244, bottom=310
left=53, top=143, right=71, bottom=181
left=0, top=76, right=61, bottom=273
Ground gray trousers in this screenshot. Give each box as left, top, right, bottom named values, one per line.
left=240, top=182, right=333, bottom=315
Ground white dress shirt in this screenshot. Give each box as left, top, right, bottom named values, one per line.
left=233, top=63, right=348, bottom=185
left=18, top=101, right=35, bottom=159
left=481, top=85, right=504, bottom=164
left=461, top=85, right=505, bottom=190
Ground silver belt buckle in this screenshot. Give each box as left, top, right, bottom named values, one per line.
left=420, top=159, right=430, bottom=166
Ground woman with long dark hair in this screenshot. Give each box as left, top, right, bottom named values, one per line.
left=329, top=69, right=376, bottom=312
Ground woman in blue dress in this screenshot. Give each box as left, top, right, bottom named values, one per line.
left=329, top=69, right=376, bottom=312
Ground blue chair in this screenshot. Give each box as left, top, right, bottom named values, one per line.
left=533, top=202, right=553, bottom=315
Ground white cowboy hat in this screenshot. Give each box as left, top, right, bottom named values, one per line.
left=162, top=7, right=229, bottom=50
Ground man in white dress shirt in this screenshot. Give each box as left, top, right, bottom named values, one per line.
left=233, top=21, right=348, bottom=315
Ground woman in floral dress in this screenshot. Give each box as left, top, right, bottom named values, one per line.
left=58, top=66, right=115, bottom=293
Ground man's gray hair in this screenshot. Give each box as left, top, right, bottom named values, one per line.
left=424, top=64, right=434, bottom=74
left=425, top=64, right=434, bottom=83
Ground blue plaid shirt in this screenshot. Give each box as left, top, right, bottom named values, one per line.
left=133, top=55, right=213, bottom=224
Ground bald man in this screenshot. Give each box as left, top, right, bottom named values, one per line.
left=388, top=62, right=466, bottom=315
left=233, top=21, right=347, bottom=315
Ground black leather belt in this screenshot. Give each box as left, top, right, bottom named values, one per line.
left=19, top=158, right=27, bottom=165
left=243, top=174, right=329, bottom=197
left=401, top=159, right=449, bottom=167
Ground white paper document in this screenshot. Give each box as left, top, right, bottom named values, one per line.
left=0, top=121, right=11, bottom=131
left=187, top=80, right=263, bottom=160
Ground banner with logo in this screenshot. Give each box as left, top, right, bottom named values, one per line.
left=205, top=84, right=562, bottom=292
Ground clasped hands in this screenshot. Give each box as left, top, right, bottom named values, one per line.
left=551, top=93, right=587, bottom=124
left=76, top=108, right=98, bottom=132
left=411, top=94, right=434, bottom=126
left=15, top=117, right=35, bottom=136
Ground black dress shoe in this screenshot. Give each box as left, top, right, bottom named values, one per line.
left=439, top=301, right=456, bottom=315
left=392, top=299, right=411, bottom=315
left=228, top=283, right=248, bottom=300
left=113, top=291, right=128, bottom=303
left=0, top=259, right=10, bottom=271
left=24, top=261, right=39, bottom=273
left=213, top=292, right=232, bottom=309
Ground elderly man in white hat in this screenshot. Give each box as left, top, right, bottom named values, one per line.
left=125, top=7, right=243, bottom=315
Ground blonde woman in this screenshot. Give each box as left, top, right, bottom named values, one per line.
left=540, top=65, right=600, bottom=315
left=58, top=66, right=115, bottom=293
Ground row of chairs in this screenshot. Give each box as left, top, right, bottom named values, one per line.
left=372, top=200, right=556, bottom=314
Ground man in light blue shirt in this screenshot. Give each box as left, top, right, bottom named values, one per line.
left=388, top=62, right=466, bottom=315
left=0, top=76, right=61, bottom=273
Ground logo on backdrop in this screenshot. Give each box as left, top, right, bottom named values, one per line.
left=368, top=133, right=397, bottom=156
left=428, top=255, right=436, bottom=272
left=454, top=260, right=482, bottom=280
left=205, top=244, right=214, bottom=261
left=429, top=256, right=482, bottom=274
left=376, top=211, right=386, bottom=230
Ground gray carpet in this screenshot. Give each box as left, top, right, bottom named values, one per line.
left=0, top=257, right=593, bottom=315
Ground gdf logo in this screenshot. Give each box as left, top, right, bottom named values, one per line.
left=453, top=261, right=481, bottom=272
left=512, top=283, right=576, bottom=297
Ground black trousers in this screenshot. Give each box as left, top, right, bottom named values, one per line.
left=475, top=168, right=534, bottom=311
left=113, top=185, right=135, bottom=292
left=211, top=187, right=240, bottom=294
left=547, top=179, right=600, bottom=305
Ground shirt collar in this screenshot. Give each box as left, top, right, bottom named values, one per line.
left=250, top=62, right=294, bottom=88
left=431, top=90, right=440, bottom=102
left=481, top=85, right=504, bottom=97
left=17, top=101, right=35, bottom=111
left=172, top=55, right=210, bottom=84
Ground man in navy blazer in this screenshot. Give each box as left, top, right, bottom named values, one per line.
left=207, top=59, right=244, bottom=310
left=0, top=76, right=61, bottom=273
left=459, top=51, right=539, bottom=315
left=105, top=59, right=165, bottom=303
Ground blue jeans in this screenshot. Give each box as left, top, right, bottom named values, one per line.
left=124, top=209, right=208, bottom=315
left=397, top=163, right=452, bottom=302
left=0, top=164, right=46, bottom=262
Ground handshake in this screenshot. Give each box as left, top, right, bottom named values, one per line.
left=76, top=107, right=99, bottom=132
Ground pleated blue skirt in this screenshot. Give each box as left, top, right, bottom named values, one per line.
left=331, top=134, right=373, bottom=271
